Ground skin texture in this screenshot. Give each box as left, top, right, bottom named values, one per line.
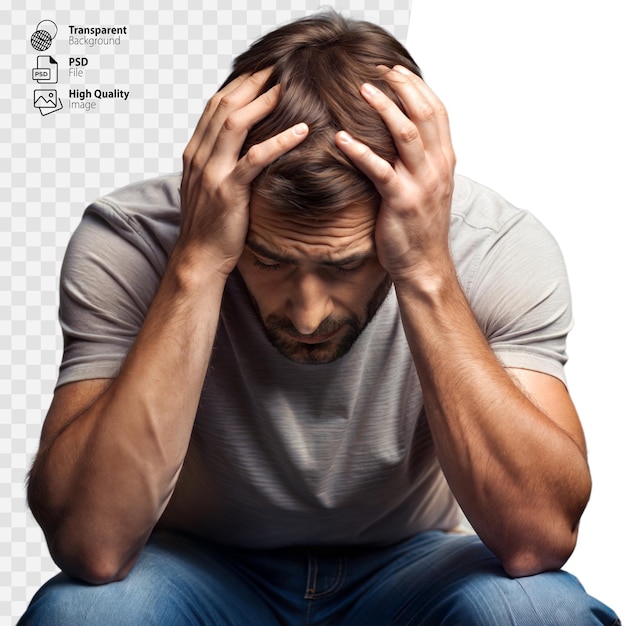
left=27, top=64, right=591, bottom=584
left=335, top=67, right=590, bottom=576
left=239, top=197, right=391, bottom=364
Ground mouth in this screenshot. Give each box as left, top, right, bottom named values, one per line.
left=286, top=328, right=342, bottom=345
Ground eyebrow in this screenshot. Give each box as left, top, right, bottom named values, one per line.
left=245, top=239, right=376, bottom=267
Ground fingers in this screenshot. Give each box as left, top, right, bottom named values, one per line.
left=210, top=84, right=282, bottom=165
left=180, top=64, right=309, bottom=211
left=181, top=69, right=274, bottom=194
left=357, top=66, right=454, bottom=173
left=234, top=123, right=309, bottom=185
left=385, top=66, right=452, bottom=154
left=335, top=130, right=398, bottom=193
left=184, top=68, right=272, bottom=166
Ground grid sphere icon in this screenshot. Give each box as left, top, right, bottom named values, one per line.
left=31, top=29, right=52, bottom=51
left=37, top=19, right=58, bottom=37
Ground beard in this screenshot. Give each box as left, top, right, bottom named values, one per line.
left=247, top=274, right=393, bottom=365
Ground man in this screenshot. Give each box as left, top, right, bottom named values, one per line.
left=20, top=12, right=619, bottom=625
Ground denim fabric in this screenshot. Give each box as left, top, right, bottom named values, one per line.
left=19, top=530, right=620, bottom=625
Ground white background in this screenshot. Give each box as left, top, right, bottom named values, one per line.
left=408, top=0, right=624, bottom=617
left=3, top=0, right=623, bottom=622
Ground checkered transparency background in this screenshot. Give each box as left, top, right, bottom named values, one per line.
left=1, top=0, right=411, bottom=622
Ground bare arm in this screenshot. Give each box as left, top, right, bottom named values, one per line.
left=336, top=66, right=590, bottom=577
left=28, top=70, right=309, bottom=584
left=393, top=271, right=589, bottom=577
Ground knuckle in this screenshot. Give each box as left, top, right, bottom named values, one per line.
left=376, top=161, right=395, bottom=186
left=389, top=67, right=409, bottom=84
left=188, top=157, right=203, bottom=177
left=398, top=122, right=420, bottom=144
left=259, top=86, right=280, bottom=109
left=249, top=70, right=268, bottom=89
left=190, top=152, right=206, bottom=173
left=200, top=167, right=215, bottom=188
left=223, top=112, right=242, bottom=132
left=206, top=92, right=222, bottom=112
left=435, top=102, right=449, bottom=118
left=418, top=177, right=439, bottom=200
left=418, top=103, right=435, bottom=121
left=273, top=131, right=291, bottom=152
left=380, top=170, right=395, bottom=187
left=182, top=146, right=194, bottom=166
left=216, top=92, right=235, bottom=112
left=244, top=144, right=264, bottom=168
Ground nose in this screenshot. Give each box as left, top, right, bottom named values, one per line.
left=286, top=271, right=334, bottom=336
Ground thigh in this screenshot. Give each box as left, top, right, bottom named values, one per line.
left=345, top=531, right=619, bottom=626
left=18, top=532, right=281, bottom=626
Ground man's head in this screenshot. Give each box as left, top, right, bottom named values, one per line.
left=229, top=12, right=420, bottom=363
left=225, top=11, right=422, bottom=216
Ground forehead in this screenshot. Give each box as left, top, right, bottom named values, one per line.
left=248, top=195, right=378, bottom=261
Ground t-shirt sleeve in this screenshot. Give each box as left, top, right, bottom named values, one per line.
left=465, top=210, right=573, bottom=384
left=56, top=199, right=167, bottom=387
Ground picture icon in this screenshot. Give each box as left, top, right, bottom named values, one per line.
left=33, top=89, right=63, bottom=116
left=34, top=89, right=56, bottom=107
left=30, top=20, right=58, bottom=51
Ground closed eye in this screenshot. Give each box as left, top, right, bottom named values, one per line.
left=253, top=257, right=282, bottom=272
left=335, top=261, right=366, bottom=274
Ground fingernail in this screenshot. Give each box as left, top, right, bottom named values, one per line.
left=293, top=123, right=308, bottom=136
left=361, top=83, right=378, bottom=97
left=336, top=131, right=352, bottom=143
left=394, top=65, right=411, bottom=76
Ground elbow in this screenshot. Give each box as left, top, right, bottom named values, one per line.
left=28, top=504, right=133, bottom=584
left=502, top=551, right=568, bottom=579
left=500, top=480, right=589, bottom=578
left=61, top=562, right=129, bottom=586
left=500, top=530, right=578, bottom=578
left=51, top=543, right=137, bottom=585
left=47, top=529, right=140, bottom=585
left=28, top=479, right=143, bottom=584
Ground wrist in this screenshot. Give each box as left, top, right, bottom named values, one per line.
left=166, top=242, right=234, bottom=294
left=169, top=240, right=238, bottom=282
left=389, top=253, right=458, bottom=299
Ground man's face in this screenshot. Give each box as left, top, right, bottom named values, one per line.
left=237, top=195, right=391, bottom=364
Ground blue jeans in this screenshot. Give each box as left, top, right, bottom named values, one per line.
left=19, top=530, right=619, bottom=625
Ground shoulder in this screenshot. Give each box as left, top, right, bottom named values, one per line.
left=63, top=171, right=184, bottom=288
left=57, top=174, right=183, bottom=386
left=94, top=172, right=182, bottom=213
left=449, top=176, right=573, bottom=379
left=450, top=174, right=550, bottom=240
left=64, top=173, right=182, bottom=282
left=81, top=173, right=182, bottom=258
left=449, top=175, right=565, bottom=287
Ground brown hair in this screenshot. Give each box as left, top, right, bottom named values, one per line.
left=224, top=11, right=422, bottom=216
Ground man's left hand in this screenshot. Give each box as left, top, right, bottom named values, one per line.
left=335, top=66, right=456, bottom=284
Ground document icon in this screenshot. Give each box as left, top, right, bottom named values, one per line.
left=32, top=55, right=58, bottom=84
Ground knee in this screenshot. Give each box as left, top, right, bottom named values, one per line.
left=443, top=569, right=618, bottom=625
left=18, top=570, right=165, bottom=625
left=19, top=575, right=117, bottom=625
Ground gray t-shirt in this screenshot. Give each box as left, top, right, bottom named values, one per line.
left=56, top=173, right=572, bottom=548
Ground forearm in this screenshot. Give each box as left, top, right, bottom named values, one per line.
left=334, top=64, right=589, bottom=575
left=394, top=261, right=591, bottom=576
left=30, top=245, right=228, bottom=582
left=30, top=70, right=309, bottom=583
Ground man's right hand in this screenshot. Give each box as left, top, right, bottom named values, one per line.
left=27, top=71, right=308, bottom=585
left=178, top=68, right=309, bottom=275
